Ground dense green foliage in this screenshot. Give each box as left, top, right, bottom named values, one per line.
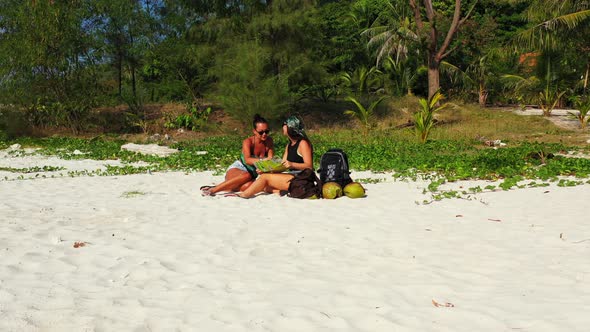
left=4, top=134, right=590, bottom=182
left=2, top=0, right=590, bottom=133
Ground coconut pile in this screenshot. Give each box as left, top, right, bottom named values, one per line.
left=322, top=181, right=366, bottom=199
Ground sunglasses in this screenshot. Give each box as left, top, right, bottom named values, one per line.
left=257, top=129, right=270, bottom=135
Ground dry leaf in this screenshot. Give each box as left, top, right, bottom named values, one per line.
left=456, top=215, right=463, bottom=217
left=73, top=242, right=86, bottom=248
left=432, top=299, right=454, bottom=307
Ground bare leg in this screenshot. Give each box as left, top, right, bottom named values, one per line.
left=239, top=181, right=254, bottom=192
left=208, top=169, right=252, bottom=194
left=239, top=173, right=294, bottom=198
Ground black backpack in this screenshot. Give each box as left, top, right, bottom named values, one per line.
left=287, top=168, right=323, bottom=199
left=318, top=148, right=352, bottom=187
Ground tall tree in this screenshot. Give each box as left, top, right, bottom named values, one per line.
left=409, top=0, right=476, bottom=98
left=0, top=0, right=101, bottom=132
left=195, top=0, right=322, bottom=121
left=94, top=0, right=161, bottom=101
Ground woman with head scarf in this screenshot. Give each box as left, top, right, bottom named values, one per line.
left=237, top=115, right=313, bottom=198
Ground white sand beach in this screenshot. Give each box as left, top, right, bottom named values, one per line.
left=1, top=151, right=589, bottom=331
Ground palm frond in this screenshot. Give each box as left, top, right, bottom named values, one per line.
left=345, top=96, right=365, bottom=113
left=361, top=25, right=389, bottom=39
left=368, top=96, right=387, bottom=112
left=543, top=9, right=590, bottom=30
left=441, top=61, right=473, bottom=85
left=516, top=8, right=590, bottom=50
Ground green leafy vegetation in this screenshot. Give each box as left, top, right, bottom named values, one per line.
left=4, top=133, right=590, bottom=182
left=0, top=166, right=65, bottom=173
left=0, top=0, right=589, bottom=133
left=344, top=95, right=387, bottom=133
left=165, top=104, right=212, bottom=131
left=2, top=0, right=590, bottom=202
left=569, top=95, right=590, bottom=129
left=414, top=91, right=449, bottom=143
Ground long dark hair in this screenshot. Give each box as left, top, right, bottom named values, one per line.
left=252, top=114, right=268, bottom=128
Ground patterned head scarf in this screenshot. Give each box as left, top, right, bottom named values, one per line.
left=284, top=115, right=307, bottom=139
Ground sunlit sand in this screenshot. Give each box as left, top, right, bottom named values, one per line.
left=1, top=150, right=589, bottom=331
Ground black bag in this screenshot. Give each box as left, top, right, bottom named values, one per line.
left=287, top=168, right=323, bottom=199
left=318, top=148, right=352, bottom=187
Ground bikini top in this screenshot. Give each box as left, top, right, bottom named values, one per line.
left=240, top=137, right=270, bottom=171
left=246, top=136, right=270, bottom=158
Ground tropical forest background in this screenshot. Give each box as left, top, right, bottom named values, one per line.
left=1, top=0, right=590, bottom=139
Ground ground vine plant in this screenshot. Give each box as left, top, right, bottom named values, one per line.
left=2, top=135, right=590, bottom=199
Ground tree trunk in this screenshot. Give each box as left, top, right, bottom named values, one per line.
left=410, top=0, right=471, bottom=99
left=131, top=65, right=137, bottom=100
left=584, top=60, right=589, bottom=93
left=479, top=90, right=489, bottom=107
left=479, top=85, right=488, bottom=106
left=427, top=56, right=440, bottom=98
left=117, top=53, right=122, bottom=98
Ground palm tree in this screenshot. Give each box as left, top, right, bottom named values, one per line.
left=515, top=0, right=590, bottom=94
left=569, top=95, right=590, bottom=129
left=516, top=0, right=590, bottom=51
left=414, top=90, right=449, bottom=143
left=440, top=50, right=503, bottom=106
left=364, top=1, right=478, bottom=98
left=344, top=95, right=387, bottom=133
left=340, top=66, right=383, bottom=98
left=382, top=55, right=421, bottom=96
left=361, top=1, right=418, bottom=68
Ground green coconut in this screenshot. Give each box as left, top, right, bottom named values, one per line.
left=322, top=182, right=342, bottom=199
left=343, top=182, right=366, bottom=198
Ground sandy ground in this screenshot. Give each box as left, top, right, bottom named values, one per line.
left=513, top=108, right=588, bottom=132
left=1, top=150, right=590, bottom=331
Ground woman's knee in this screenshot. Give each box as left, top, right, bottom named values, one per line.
left=259, top=173, right=274, bottom=181
left=239, top=181, right=253, bottom=192
left=227, top=169, right=252, bottom=181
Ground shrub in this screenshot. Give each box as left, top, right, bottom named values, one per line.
left=213, top=41, right=292, bottom=123
left=0, top=105, right=30, bottom=139
left=344, top=95, right=387, bottom=133
left=569, top=95, right=590, bottom=129
left=164, top=102, right=212, bottom=131
left=25, top=100, right=92, bottom=134
left=414, top=91, right=449, bottom=143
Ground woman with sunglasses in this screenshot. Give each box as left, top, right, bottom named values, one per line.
left=236, top=115, right=313, bottom=198
left=201, top=114, right=274, bottom=196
